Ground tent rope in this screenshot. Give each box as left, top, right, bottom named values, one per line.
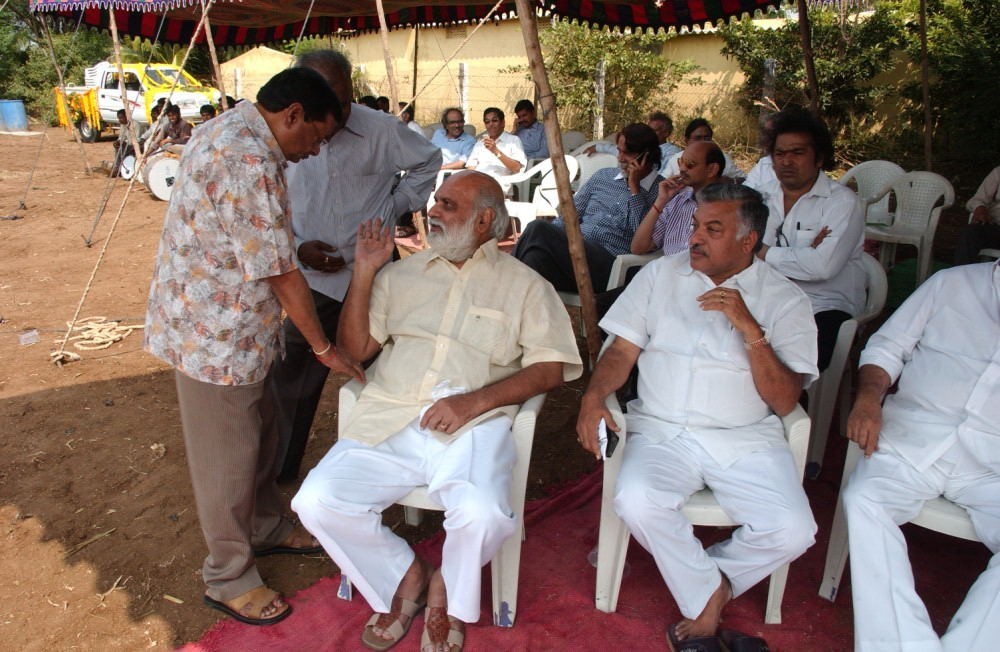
left=290, top=0, right=318, bottom=57
left=55, top=3, right=217, bottom=364
left=404, top=0, right=504, bottom=109
left=14, top=131, right=48, bottom=213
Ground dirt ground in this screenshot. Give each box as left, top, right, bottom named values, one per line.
left=0, top=127, right=596, bottom=650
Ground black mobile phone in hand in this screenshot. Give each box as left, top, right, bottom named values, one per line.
left=598, top=418, right=620, bottom=459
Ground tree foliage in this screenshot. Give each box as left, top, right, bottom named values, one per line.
left=719, top=4, right=905, bottom=139
left=538, top=20, right=698, bottom=135
left=0, top=1, right=111, bottom=122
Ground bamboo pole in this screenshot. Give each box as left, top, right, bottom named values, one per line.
left=107, top=11, right=141, bottom=160
left=40, top=19, right=91, bottom=175
left=202, top=14, right=229, bottom=111
left=375, top=0, right=400, bottom=110
left=514, top=0, right=600, bottom=367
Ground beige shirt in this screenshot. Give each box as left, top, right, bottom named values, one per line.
left=343, top=239, right=583, bottom=446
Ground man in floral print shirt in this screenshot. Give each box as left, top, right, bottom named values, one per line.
left=144, top=68, right=362, bottom=626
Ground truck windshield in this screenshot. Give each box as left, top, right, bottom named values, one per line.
left=143, top=66, right=199, bottom=87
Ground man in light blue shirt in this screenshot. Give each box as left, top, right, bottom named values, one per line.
left=513, top=99, right=548, bottom=159
left=431, top=107, right=475, bottom=170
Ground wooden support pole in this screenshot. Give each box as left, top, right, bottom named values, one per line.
left=375, top=0, right=400, bottom=110
left=514, top=0, right=600, bottom=367
left=202, top=14, right=228, bottom=111
left=919, top=0, right=933, bottom=171
left=108, top=11, right=141, bottom=158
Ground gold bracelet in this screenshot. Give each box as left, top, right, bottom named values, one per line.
left=312, top=341, right=333, bottom=357
left=744, top=334, right=769, bottom=350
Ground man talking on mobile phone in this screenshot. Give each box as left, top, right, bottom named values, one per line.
left=514, top=123, right=662, bottom=293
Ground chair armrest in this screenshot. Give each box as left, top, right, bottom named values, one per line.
left=606, top=252, right=662, bottom=291
left=862, top=182, right=893, bottom=206
left=781, top=404, right=811, bottom=480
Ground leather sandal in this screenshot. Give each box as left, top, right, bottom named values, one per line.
left=421, top=606, right=464, bottom=652
left=361, top=592, right=426, bottom=651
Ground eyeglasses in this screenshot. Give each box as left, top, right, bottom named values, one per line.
left=446, top=119, right=465, bottom=125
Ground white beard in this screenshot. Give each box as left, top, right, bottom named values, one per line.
left=427, top=216, right=479, bottom=262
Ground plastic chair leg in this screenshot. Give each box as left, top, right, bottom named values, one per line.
left=819, top=445, right=862, bottom=602
left=764, top=563, right=790, bottom=624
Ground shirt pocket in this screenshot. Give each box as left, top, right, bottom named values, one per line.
left=457, top=305, right=513, bottom=364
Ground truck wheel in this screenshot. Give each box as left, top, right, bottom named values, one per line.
left=78, top=118, right=98, bottom=143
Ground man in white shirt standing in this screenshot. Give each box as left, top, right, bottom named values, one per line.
left=751, top=109, right=865, bottom=371
left=270, top=50, right=442, bottom=482
left=843, top=261, right=1000, bottom=651
left=466, top=107, right=527, bottom=196
left=577, top=183, right=818, bottom=650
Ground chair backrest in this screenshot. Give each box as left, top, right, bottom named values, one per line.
left=561, top=130, right=587, bottom=152
left=574, top=153, right=618, bottom=188
left=839, top=160, right=904, bottom=224
left=531, top=155, right=580, bottom=214
left=857, top=252, right=888, bottom=325
left=887, top=171, right=956, bottom=234
left=504, top=200, right=537, bottom=238
left=423, top=125, right=437, bottom=140
left=463, top=123, right=477, bottom=137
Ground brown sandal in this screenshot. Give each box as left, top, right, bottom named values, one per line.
left=420, top=606, right=464, bottom=652
left=360, top=592, right=427, bottom=651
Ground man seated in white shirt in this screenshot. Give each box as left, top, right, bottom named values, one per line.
left=753, top=108, right=865, bottom=371
left=843, top=261, right=1000, bottom=651
left=954, top=164, right=1000, bottom=265
left=577, top=183, right=818, bottom=649
left=293, top=172, right=582, bottom=652
left=466, top=107, right=527, bottom=196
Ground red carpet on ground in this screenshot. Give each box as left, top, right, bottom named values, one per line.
left=178, top=435, right=989, bottom=651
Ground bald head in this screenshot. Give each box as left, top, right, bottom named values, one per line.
left=678, top=140, right=725, bottom=190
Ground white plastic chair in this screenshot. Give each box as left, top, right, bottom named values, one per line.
left=818, top=443, right=980, bottom=603
left=335, top=378, right=546, bottom=627
left=839, top=160, right=905, bottom=226
left=573, top=152, right=618, bottom=189
left=595, top=377, right=812, bottom=625
left=422, top=125, right=437, bottom=140
left=462, top=123, right=477, bottom=137
left=525, top=156, right=580, bottom=215
left=804, top=252, right=888, bottom=477
left=864, top=171, right=955, bottom=286
left=504, top=200, right=537, bottom=239
left=499, top=155, right=578, bottom=211
left=556, top=251, right=662, bottom=309
left=561, top=130, right=587, bottom=152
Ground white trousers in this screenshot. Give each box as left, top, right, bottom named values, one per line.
left=843, top=441, right=1000, bottom=652
left=614, top=432, right=816, bottom=619
left=292, top=415, right=516, bottom=623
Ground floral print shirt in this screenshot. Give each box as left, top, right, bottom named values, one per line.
left=143, top=101, right=295, bottom=385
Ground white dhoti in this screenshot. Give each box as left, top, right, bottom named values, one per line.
left=842, top=441, right=1000, bottom=652
left=291, top=414, right=516, bottom=623
left=613, top=431, right=816, bottom=619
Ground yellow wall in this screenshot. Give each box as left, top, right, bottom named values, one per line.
left=220, top=46, right=295, bottom=101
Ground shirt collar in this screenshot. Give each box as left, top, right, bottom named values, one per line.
left=425, top=238, right=500, bottom=267
left=613, top=167, right=661, bottom=191
left=244, top=101, right=287, bottom=168
left=800, top=170, right=836, bottom=198
left=679, top=250, right=762, bottom=292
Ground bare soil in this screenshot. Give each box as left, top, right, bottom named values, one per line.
left=0, top=127, right=595, bottom=650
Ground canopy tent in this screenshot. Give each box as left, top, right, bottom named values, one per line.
left=29, top=0, right=784, bottom=366
left=31, top=1, right=782, bottom=45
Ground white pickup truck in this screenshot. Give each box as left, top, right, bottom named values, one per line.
left=57, top=61, right=221, bottom=142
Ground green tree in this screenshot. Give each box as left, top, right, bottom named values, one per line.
left=719, top=4, right=905, bottom=153
left=538, top=21, right=698, bottom=135
left=0, top=1, right=111, bottom=122
left=910, top=0, right=1000, bottom=172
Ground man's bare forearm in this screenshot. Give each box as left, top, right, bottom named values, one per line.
left=337, top=266, right=380, bottom=362
left=266, top=269, right=328, bottom=352
left=744, top=325, right=804, bottom=416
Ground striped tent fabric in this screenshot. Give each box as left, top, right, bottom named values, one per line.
left=30, top=0, right=782, bottom=46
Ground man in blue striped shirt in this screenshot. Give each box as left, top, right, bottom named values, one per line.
left=513, top=123, right=662, bottom=293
